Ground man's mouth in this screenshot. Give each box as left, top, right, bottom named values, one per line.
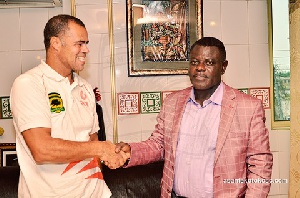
left=194, top=74, right=207, bottom=80
left=77, top=57, right=86, bottom=62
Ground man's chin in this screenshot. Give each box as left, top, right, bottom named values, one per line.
left=74, top=65, right=85, bottom=72
left=193, top=84, right=216, bottom=90
left=192, top=81, right=209, bottom=90
left=193, top=83, right=220, bottom=91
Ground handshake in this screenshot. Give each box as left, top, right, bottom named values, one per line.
left=100, top=141, right=131, bottom=169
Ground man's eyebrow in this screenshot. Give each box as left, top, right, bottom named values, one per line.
left=190, top=58, right=216, bottom=60
left=76, top=40, right=89, bottom=44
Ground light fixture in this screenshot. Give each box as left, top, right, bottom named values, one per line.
left=0, top=0, right=62, bottom=8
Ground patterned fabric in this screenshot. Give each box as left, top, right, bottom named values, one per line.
left=128, top=83, right=273, bottom=198
left=173, top=85, right=222, bottom=197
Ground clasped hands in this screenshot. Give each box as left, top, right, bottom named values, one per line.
left=100, top=141, right=131, bottom=169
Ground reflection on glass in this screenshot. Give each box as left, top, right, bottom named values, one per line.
left=139, top=1, right=188, bottom=62
left=272, top=0, right=290, bottom=121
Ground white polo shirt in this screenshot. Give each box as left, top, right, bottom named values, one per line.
left=10, top=60, right=111, bottom=198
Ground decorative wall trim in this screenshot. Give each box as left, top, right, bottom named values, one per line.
left=71, top=0, right=76, bottom=17
left=107, top=0, right=118, bottom=143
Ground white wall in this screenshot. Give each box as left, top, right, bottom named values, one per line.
left=0, top=6, right=63, bottom=142
left=0, top=0, right=289, bottom=197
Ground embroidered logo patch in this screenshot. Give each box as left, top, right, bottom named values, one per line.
left=48, top=92, right=65, bottom=113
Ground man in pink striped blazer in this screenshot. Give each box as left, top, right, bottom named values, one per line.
left=116, top=37, right=273, bottom=198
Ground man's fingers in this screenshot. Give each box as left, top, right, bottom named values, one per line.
left=119, top=151, right=128, bottom=161
left=103, top=152, right=127, bottom=169
left=115, top=142, right=125, bottom=153
left=115, top=146, right=121, bottom=153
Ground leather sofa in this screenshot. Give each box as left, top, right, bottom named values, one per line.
left=0, top=161, right=164, bottom=198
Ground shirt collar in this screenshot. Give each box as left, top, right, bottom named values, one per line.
left=40, top=60, right=83, bottom=86
left=73, top=72, right=84, bottom=86
left=40, top=60, right=64, bottom=82
left=190, top=82, right=224, bottom=106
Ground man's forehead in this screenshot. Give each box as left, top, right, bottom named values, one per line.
left=190, top=46, right=221, bottom=56
left=64, top=25, right=88, bottom=39
left=192, top=45, right=219, bottom=50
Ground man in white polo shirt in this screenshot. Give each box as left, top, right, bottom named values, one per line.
left=10, top=14, right=128, bottom=198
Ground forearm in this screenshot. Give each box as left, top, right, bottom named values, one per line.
left=246, top=105, right=273, bottom=179
left=246, top=102, right=273, bottom=196
left=127, top=114, right=165, bottom=167
left=22, top=128, right=114, bottom=164
left=246, top=150, right=273, bottom=197
left=32, top=138, right=109, bottom=164
left=128, top=141, right=163, bottom=167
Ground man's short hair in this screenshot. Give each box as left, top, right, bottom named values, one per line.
left=44, top=14, right=86, bottom=50
left=191, top=37, right=226, bottom=61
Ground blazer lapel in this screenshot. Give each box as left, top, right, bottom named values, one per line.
left=172, top=87, right=191, bottom=157
left=214, top=84, right=237, bottom=165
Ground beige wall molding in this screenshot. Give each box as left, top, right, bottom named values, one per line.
left=107, top=0, right=118, bottom=143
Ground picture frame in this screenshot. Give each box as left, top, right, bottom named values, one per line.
left=0, top=143, right=18, bottom=167
left=0, top=96, right=13, bottom=119
left=268, top=0, right=290, bottom=129
left=127, top=0, right=203, bottom=76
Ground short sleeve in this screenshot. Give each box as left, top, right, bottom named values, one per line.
left=10, top=74, right=51, bottom=133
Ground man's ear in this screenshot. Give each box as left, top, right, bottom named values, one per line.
left=221, top=60, right=228, bottom=74
left=50, top=37, right=61, bottom=51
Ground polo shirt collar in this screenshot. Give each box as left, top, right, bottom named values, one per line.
left=40, top=60, right=84, bottom=86
left=40, top=60, right=65, bottom=82
left=73, top=72, right=84, bottom=86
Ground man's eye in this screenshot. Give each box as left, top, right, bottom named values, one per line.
left=190, top=60, right=199, bottom=65
left=205, top=60, right=214, bottom=66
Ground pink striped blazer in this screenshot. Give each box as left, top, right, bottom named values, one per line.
left=128, top=83, right=273, bottom=198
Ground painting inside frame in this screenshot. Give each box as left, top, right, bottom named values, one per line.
left=0, top=143, right=18, bottom=167
left=127, top=0, right=202, bottom=76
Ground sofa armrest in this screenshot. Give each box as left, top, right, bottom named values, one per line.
left=102, top=161, right=164, bottom=198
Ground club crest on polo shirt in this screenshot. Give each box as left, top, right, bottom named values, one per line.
left=80, top=90, right=89, bottom=107
left=48, top=92, right=65, bottom=113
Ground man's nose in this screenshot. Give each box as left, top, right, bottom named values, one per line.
left=82, top=44, right=90, bottom=53
left=195, top=61, right=206, bottom=71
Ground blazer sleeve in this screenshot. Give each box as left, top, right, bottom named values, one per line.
left=245, top=101, right=273, bottom=197
left=126, top=107, right=165, bottom=167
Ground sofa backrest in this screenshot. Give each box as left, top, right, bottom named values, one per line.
left=0, top=161, right=164, bottom=198
left=103, top=161, right=164, bottom=198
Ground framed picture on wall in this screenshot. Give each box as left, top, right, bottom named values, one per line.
left=127, top=0, right=203, bottom=76
left=0, top=143, right=18, bottom=167
left=0, top=96, right=13, bottom=119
